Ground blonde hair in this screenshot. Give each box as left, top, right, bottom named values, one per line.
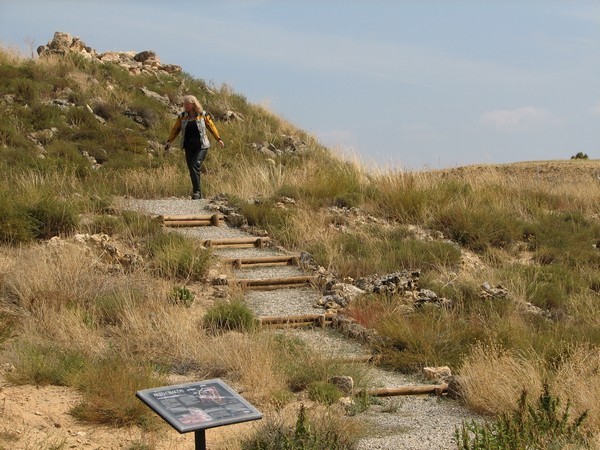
left=182, top=95, right=202, bottom=113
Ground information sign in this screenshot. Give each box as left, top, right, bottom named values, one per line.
left=136, top=378, right=262, bottom=434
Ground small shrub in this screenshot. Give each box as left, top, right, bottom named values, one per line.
left=202, top=298, right=257, bottom=333
left=346, top=390, right=377, bottom=416
left=272, top=334, right=327, bottom=392
left=571, top=152, right=589, bottom=160
left=241, top=404, right=363, bottom=450
left=92, top=289, right=142, bottom=326
left=238, top=200, right=297, bottom=246
left=307, top=381, right=343, bottom=405
left=148, top=231, right=211, bottom=281
left=27, top=196, right=79, bottom=239
left=0, top=192, right=35, bottom=244
left=7, top=341, right=86, bottom=386
left=120, top=210, right=163, bottom=241
left=86, top=213, right=121, bottom=235
left=70, top=354, right=165, bottom=428
left=375, top=307, right=483, bottom=371
left=126, top=441, right=153, bottom=450
left=170, top=286, right=195, bottom=307
left=433, top=207, right=520, bottom=252
left=455, top=383, right=589, bottom=449
left=299, top=160, right=364, bottom=208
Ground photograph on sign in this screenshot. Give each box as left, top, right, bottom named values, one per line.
left=136, top=378, right=262, bottom=433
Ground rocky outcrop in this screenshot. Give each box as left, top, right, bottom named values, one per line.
left=37, top=32, right=181, bottom=76
left=249, top=134, right=309, bottom=157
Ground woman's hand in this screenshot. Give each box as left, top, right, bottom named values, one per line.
left=218, top=139, right=225, bottom=148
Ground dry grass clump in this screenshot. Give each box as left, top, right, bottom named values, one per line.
left=458, top=343, right=546, bottom=416
left=551, top=344, right=600, bottom=432
left=241, top=402, right=365, bottom=450
left=1, top=241, right=111, bottom=313
left=459, top=342, right=600, bottom=443
left=108, top=164, right=190, bottom=199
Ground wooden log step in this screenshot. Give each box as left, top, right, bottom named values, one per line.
left=331, top=355, right=375, bottom=364
left=163, top=219, right=213, bottom=227
left=223, top=255, right=300, bottom=268
left=260, top=313, right=335, bottom=329
left=204, top=237, right=270, bottom=248
left=160, top=214, right=223, bottom=227
left=228, top=275, right=316, bottom=290
left=260, top=314, right=333, bottom=325
left=261, top=321, right=320, bottom=329
left=359, top=384, right=448, bottom=397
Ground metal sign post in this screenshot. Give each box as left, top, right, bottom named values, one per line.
left=136, top=378, right=262, bottom=450
left=195, top=429, right=206, bottom=450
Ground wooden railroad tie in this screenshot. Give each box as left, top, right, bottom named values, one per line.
left=203, top=237, right=270, bottom=249
left=358, top=384, right=448, bottom=397
left=159, top=214, right=223, bottom=227
left=259, top=313, right=335, bottom=328
left=223, top=255, right=300, bottom=268
left=228, top=275, right=316, bottom=290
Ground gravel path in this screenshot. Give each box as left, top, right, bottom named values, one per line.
left=119, top=197, right=480, bottom=450
left=245, top=287, right=321, bottom=317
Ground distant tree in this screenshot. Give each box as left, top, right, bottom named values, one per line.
left=571, top=152, right=589, bottom=160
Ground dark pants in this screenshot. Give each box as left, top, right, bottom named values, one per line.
left=184, top=146, right=208, bottom=194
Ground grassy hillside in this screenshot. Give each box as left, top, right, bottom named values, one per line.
left=2, top=41, right=600, bottom=448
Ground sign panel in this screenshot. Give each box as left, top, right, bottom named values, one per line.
left=136, top=378, right=262, bottom=433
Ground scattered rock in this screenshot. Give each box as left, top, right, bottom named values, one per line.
left=37, top=32, right=181, bottom=76
left=479, top=282, right=510, bottom=300
left=330, top=376, right=354, bottom=395
left=423, top=366, right=452, bottom=382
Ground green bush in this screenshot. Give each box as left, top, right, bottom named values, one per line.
left=7, top=341, right=87, bottom=386
left=148, top=231, right=211, bottom=281
left=202, top=298, right=257, bottom=333
left=236, top=199, right=301, bottom=247
left=299, top=161, right=364, bottom=208
left=86, top=213, right=122, bottom=235
left=455, top=383, right=589, bottom=449
left=523, top=211, right=600, bottom=269
left=241, top=404, right=362, bottom=450
left=307, top=381, right=343, bottom=405
left=433, top=207, right=521, bottom=252
left=376, top=306, right=483, bottom=371
left=272, top=334, right=325, bottom=392
left=571, top=152, right=589, bottom=160
left=170, top=286, right=195, bottom=308
left=0, top=192, right=35, bottom=244
left=70, top=354, right=165, bottom=428
left=516, top=265, right=583, bottom=312
left=308, top=225, right=461, bottom=279
left=27, top=196, right=80, bottom=239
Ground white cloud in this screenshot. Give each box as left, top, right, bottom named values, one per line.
left=592, top=102, right=600, bottom=116
left=479, top=107, right=558, bottom=133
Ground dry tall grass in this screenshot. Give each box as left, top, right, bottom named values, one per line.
left=0, top=240, right=313, bottom=409
left=458, top=341, right=600, bottom=436
left=458, top=343, right=546, bottom=416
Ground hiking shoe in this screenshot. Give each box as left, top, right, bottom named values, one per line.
left=191, top=192, right=201, bottom=200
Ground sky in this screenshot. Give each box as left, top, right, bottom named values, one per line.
left=1, top=1, right=599, bottom=170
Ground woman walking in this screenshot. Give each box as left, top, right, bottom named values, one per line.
left=164, top=95, right=224, bottom=199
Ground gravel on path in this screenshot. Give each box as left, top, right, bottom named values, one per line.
left=118, top=197, right=481, bottom=450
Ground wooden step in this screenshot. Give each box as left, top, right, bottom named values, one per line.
left=260, top=313, right=334, bottom=328
left=359, top=384, right=448, bottom=397
left=204, top=237, right=270, bottom=248
left=223, top=255, right=300, bottom=268
left=228, top=275, right=316, bottom=290
left=159, top=214, right=223, bottom=227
